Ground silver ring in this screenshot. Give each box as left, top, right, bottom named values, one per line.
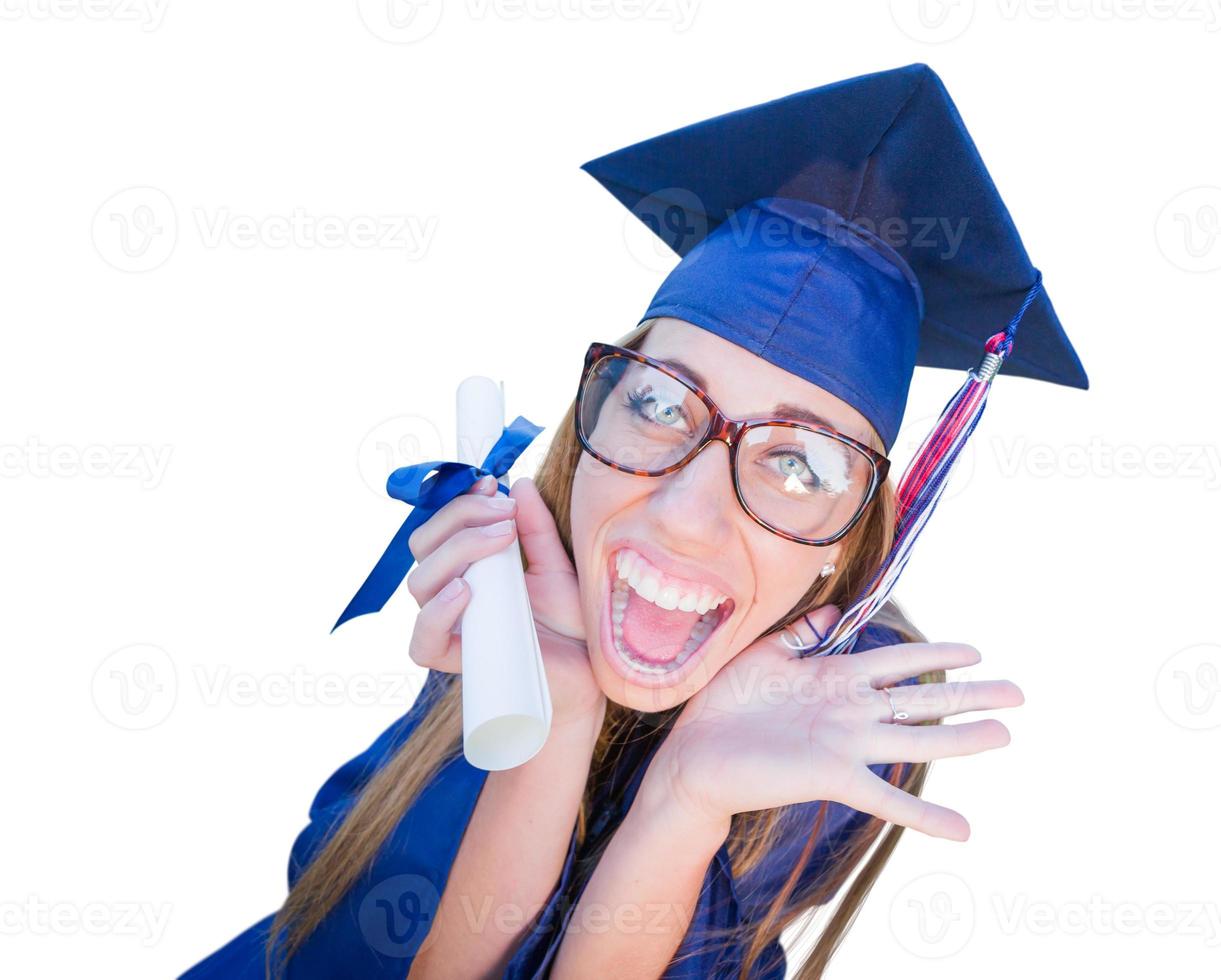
left=780, top=613, right=828, bottom=655
left=780, top=627, right=813, bottom=652
left=882, top=687, right=910, bottom=723
left=780, top=626, right=830, bottom=656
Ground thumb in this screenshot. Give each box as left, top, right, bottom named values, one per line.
left=507, top=476, right=574, bottom=575
left=787, top=602, right=842, bottom=652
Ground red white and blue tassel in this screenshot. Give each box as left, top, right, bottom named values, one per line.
left=792, top=272, right=1044, bottom=658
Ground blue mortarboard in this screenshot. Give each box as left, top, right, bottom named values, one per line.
left=579, top=61, right=1088, bottom=453
left=579, top=62, right=1090, bottom=655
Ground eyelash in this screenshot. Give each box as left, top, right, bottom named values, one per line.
left=623, top=388, right=825, bottom=489
left=623, top=388, right=691, bottom=432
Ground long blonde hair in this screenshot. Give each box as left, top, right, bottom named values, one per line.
left=266, top=319, right=942, bottom=978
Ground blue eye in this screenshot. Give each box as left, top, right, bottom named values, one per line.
left=766, top=449, right=823, bottom=491
left=623, top=388, right=692, bottom=434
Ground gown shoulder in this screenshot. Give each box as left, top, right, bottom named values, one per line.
left=182, top=619, right=924, bottom=978
left=179, top=668, right=496, bottom=979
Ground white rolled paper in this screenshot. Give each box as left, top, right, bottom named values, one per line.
left=454, top=376, right=552, bottom=770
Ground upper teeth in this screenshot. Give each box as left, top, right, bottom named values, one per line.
left=614, top=548, right=729, bottom=615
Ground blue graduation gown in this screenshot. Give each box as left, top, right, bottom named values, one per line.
left=180, top=622, right=916, bottom=979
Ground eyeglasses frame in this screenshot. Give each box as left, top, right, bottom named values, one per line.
left=574, top=342, right=892, bottom=546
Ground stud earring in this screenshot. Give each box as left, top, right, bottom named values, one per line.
left=819, top=562, right=836, bottom=578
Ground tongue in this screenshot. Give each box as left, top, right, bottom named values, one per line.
left=621, top=588, right=702, bottom=664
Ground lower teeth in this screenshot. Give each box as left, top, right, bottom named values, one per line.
left=610, top=577, right=720, bottom=673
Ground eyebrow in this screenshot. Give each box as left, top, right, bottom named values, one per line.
left=655, top=356, right=839, bottom=430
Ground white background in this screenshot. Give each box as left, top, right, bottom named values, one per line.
left=2, top=2, right=1219, bottom=978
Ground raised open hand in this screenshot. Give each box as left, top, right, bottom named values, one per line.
left=644, top=604, right=1022, bottom=841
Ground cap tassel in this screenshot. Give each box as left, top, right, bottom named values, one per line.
left=797, top=272, right=1044, bottom=657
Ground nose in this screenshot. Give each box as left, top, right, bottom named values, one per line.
left=646, top=438, right=737, bottom=541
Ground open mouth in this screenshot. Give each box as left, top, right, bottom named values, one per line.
left=601, top=545, right=735, bottom=682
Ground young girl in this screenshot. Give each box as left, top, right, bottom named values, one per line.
left=182, top=62, right=1085, bottom=979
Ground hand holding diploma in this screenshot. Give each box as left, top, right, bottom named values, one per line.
left=400, top=379, right=606, bottom=769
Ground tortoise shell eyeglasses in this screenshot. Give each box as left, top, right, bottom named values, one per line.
left=574, top=342, right=891, bottom=546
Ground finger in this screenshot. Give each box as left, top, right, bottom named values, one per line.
left=863, top=717, right=1011, bottom=765
left=408, top=576, right=469, bottom=672
left=509, top=476, right=574, bottom=576
left=849, top=641, right=983, bottom=687
left=406, top=475, right=515, bottom=562
left=774, top=603, right=841, bottom=655
left=873, top=680, right=1025, bottom=724
left=839, top=766, right=970, bottom=841
left=407, top=519, right=519, bottom=605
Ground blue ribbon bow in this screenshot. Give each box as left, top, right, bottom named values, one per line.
left=333, top=415, right=545, bottom=632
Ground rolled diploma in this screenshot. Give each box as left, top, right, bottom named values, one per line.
left=455, top=376, right=552, bottom=770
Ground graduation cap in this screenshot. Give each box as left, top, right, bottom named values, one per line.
left=579, top=62, right=1088, bottom=656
